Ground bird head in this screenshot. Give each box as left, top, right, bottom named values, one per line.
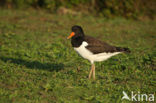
left=67, top=25, right=84, bottom=39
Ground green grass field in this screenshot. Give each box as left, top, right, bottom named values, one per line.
left=0, top=9, right=155, bottom=103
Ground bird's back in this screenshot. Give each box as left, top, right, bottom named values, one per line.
left=84, top=36, right=117, bottom=54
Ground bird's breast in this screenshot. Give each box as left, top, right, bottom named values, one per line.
left=74, top=41, right=93, bottom=59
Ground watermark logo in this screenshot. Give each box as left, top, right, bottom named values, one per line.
left=122, top=91, right=130, bottom=100
left=122, top=91, right=155, bottom=102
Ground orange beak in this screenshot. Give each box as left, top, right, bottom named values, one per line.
left=67, top=32, right=75, bottom=39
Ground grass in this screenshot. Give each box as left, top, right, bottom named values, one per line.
left=0, top=9, right=155, bottom=103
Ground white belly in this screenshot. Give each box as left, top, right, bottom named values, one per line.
left=74, top=41, right=121, bottom=64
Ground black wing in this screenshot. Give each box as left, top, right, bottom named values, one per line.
left=84, top=36, right=117, bottom=54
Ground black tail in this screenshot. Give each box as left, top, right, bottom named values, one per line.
left=116, top=47, right=131, bottom=53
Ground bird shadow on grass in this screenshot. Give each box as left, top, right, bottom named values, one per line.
left=0, top=56, right=64, bottom=72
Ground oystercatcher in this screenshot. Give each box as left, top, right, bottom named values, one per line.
left=67, top=25, right=130, bottom=80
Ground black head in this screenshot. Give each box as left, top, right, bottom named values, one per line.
left=67, top=25, right=85, bottom=39
left=67, top=25, right=85, bottom=47
left=72, top=25, right=84, bottom=37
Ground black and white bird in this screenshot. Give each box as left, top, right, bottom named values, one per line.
left=67, top=25, right=130, bottom=80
